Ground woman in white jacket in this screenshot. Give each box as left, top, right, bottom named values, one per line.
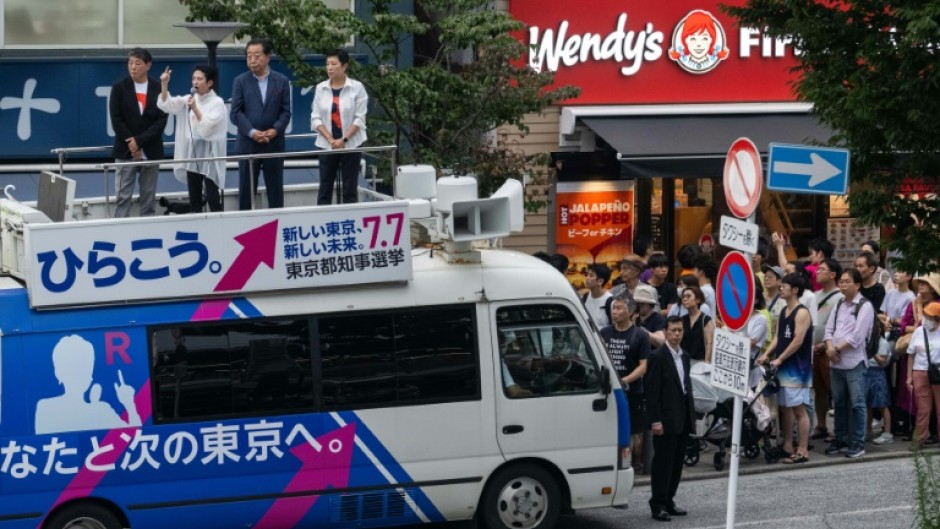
left=157, top=64, right=228, bottom=212
left=310, top=49, right=368, bottom=205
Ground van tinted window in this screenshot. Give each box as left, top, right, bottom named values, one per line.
left=321, top=306, right=479, bottom=409
left=150, top=305, right=479, bottom=422
left=152, top=319, right=314, bottom=422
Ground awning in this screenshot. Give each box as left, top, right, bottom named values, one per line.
left=562, top=104, right=833, bottom=178
left=582, top=113, right=832, bottom=158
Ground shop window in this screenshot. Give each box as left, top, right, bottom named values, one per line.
left=4, top=0, right=119, bottom=46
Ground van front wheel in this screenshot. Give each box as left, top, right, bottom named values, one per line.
left=480, top=463, right=561, bottom=529
left=43, top=503, right=122, bottom=529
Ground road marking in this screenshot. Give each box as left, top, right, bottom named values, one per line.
left=692, top=505, right=913, bottom=528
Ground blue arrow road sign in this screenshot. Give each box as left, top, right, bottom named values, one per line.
left=767, top=143, right=850, bottom=195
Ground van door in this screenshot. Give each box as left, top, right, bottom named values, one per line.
left=491, top=302, right=620, bottom=506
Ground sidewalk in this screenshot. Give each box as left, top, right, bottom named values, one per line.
left=634, top=417, right=925, bottom=487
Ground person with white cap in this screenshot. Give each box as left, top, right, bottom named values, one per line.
left=635, top=284, right=666, bottom=348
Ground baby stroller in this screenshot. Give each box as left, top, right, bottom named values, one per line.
left=684, top=363, right=778, bottom=471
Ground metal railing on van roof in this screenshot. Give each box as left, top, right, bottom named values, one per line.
left=50, top=136, right=398, bottom=217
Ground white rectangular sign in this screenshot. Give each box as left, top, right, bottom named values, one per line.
left=719, top=215, right=759, bottom=254
left=26, top=202, right=412, bottom=308
left=710, top=328, right=750, bottom=397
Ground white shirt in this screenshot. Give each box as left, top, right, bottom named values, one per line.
left=310, top=77, right=369, bottom=149
left=584, top=291, right=612, bottom=328
left=799, top=290, right=819, bottom=327
left=701, top=283, right=717, bottom=318
left=747, top=312, right=769, bottom=389
left=908, top=324, right=940, bottom=371
left=156, top=90, right=228, bottom=187
left=665, top=342, right=687, bottom=394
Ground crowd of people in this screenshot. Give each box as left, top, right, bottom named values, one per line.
left=108, top=41, right=368, bottom=217
left=538, top=234, right=940, bottom=520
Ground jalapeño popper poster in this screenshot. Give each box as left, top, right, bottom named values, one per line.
left=555, top=181, right=634, bottom=288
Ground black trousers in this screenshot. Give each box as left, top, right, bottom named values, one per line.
left=186, top=171, right=223, bottom=213
left=317, top=151, right=362, bottom=205
left=238, top=157, right=284, bottom=210
left=649, top=429, right=690, bottom=510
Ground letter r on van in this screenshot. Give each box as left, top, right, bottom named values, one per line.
left=105, top=332, right=132, bottom=366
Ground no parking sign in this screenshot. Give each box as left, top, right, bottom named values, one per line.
left=716, top=251, right=754, bottom=332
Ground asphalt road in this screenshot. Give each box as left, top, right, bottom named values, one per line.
left=558, top=457, right=915, bottom=529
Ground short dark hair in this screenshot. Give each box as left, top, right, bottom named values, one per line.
left=856, top=250, right=879, bottom=269
left=781, top=272, right=806, bottom=297
left=246, top=38, right=273, bottom=55
left=532, top=251, right=551, bottom=263
left=647, top=253, right=669, bottom=269
left=666, top=315, right=683, bottom=327
left=841, top=268, right=863, bottom=285
left=809, top=238, right=834, bottom=259
left=693, top=254, right=717, bottom=283
left=548, top=254, right=569, bottom=275
left=862, top=240, right=881, bottom=254
left=128, top=47, right=152, bottom=63
left=677, top=243, right=702, bottom=269
left=193, top=64, right=218, bottom=91
left=588, top=263, right=612, bottom=284
left=678, top=274, right=699, bottom=288
left=819, top=258, right=842, bottom=279
left=328, top=48, right=351, bottom=65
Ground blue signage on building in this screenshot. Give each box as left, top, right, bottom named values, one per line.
left=0, top=56, right=324, bottom=159
left=767, top=143, right=851, bottom=195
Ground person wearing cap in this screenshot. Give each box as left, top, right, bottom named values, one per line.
left=907, top=301, right=940, bottom=449
left=896, top=273, right=940, bottom=442
left=611, top=254, right=647, bottom=298
left=600, top=292, right=650, bottom=471
left=636, top=284, right=666, bottom=348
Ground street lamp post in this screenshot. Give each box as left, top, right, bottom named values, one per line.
left=173, top=21, right=247, bottom=67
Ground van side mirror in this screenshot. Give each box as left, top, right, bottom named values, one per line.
left=600, top=365, right=611, bottom=396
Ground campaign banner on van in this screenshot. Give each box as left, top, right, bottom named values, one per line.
left=555, top=181, right=634, bottom=288
left=25, top=203, right=412, bottom=308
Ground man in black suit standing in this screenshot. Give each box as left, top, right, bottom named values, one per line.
left=109, top=47, right=167, bottom=218
left=644, top=315, right=696, bottom=522
left=231, top=37, right=292, bottom=210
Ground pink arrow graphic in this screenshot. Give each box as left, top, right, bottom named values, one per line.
left=254, top=423, right=358, bottom=529
left=191, top=220, right=279, bottom=321
left=214, top=220, right=279, bottom=292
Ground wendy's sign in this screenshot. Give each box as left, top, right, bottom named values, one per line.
left=510, top=0, right=802, bottom=105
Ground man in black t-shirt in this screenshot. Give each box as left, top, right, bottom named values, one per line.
left=648, top=254, right=680, bottom=316
left=856, top=251, right=886, bottom=312
left=600, top=293, right=650, bottom=471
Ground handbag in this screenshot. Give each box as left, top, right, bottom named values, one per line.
left=925, top=327, right=940, bottom=385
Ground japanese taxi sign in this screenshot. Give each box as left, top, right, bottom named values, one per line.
left=711, top=328, right=750, bottom=397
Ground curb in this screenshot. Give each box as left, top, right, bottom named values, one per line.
left=632, top=449, right=915, bottom=488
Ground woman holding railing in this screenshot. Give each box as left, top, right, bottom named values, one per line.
left=158, top=64, right=228, bottom=213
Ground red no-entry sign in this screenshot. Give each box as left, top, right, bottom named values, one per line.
left=723, top=138, right=763, bottom=219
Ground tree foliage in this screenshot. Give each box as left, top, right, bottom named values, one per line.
left=724, top=0, right=940, bottom=273
left=181, top=0, right=578, bottom=210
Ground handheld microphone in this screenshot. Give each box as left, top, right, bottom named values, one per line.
left=189, top=87, right=196, bottom=112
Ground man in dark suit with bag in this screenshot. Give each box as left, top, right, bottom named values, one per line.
left=231, top=37, right=292, bottom=210
left=644, top=315, right=696, bottom=522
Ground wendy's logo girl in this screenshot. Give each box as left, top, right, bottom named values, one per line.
left=668, top=10, right=729, bottom=74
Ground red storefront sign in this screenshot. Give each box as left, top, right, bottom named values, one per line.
left=510, top=0, right=802, bottom=105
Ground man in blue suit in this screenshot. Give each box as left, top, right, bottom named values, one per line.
left=231, top=37, right=292, bottom=210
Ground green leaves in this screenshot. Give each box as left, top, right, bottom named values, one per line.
left=182, top=0, right=578, bottom=212
left=725, top=0, right=940, bottom=273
